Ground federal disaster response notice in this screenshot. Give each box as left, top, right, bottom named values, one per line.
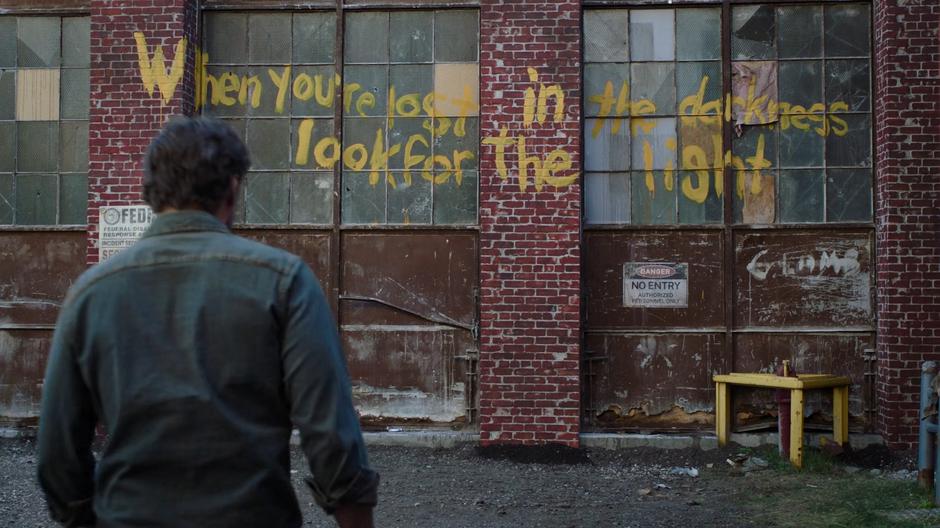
left=623, top=263, right=689, bottom=308
left=99, top=205, right=153, bottom=261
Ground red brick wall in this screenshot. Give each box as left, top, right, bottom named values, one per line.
left=874, top=0, right=940, bottom=448
left=87, top=0, right=197, bottom=264
left=477, top=1, right=582, bottom=446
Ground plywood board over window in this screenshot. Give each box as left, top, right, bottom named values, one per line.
left=16, top=69, right=60, bottom=121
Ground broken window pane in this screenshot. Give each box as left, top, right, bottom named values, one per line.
left=345, top=12, right=388, bottom=64
left=779, top=124, right=824, bottom=168
left=0, top=18, right=15, bottom=67
left=631, top=117, right=677, bottom=171
left=678, top=171, right=722, bottom=224
left=778, top=169, right=824, bottom=222
left=15, top=173, right=56, bottom=225
left=630, top=63, right=675, bottom=115
left=17, top=17, right=60, bottom=67
left=388, top=175, right=431, bottom=224
left=584, top=10, right=629, bottom=63
left=342, top=171, right=386, bottom=224
left=630, top=10, right=674, bottom=62
left=390, top=11, right=432, bottom=63
left=779, top=60, right=822, bottom=110
left=344, top=65, right=388, bottom=117
left=205, top=13, right=247, bottom=64
left=433, top=170, right=477, bottom=225
left=826, top=59, right=870, bottom=112
left=248, top=13, right=291, bottom=64
left=825, top=5, right=870, bottom=57
left=0, top=173, right=11, bottom=224
left=584, top=172, right=630, bottom=224
left=732, top=6, right=775, bottom=60
left=731, top=124, right=777, bottom=169
left=826, top=114, right=871, bottom=167
left=17, top=122, right=58, bottom=172
left=434, top=11, right=478, bottom=62
left=676, top=8, right=720, bottom=61
left=0, top=122, right=13, bottom=172
left=0, top=70, right=13, bottom=120
left=827, top=168, right=871, bottom=222
left=60, top=68, right=89, bottom=119
left=59, top=121, right=88, bottom=173
left=584, top=63, right=629, bottom=118
left=290, top=172, right=332, bottom=224
left=245, top=172, right=289, bottom=224
left=677, top=62, right=721, bottom=116
left=293, top=12, right=335, bottom=64
left=585, top=118, right=630, bottom=172
left=246, top=119, right=290, bottom=170
left=631, top=171, right=676, bottom=224
left=59, top=172, right=87, bottom=225
left=778, top=6, right=822, bottom=59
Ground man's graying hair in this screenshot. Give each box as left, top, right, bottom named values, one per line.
left=143, top=117, right=251, bottom=213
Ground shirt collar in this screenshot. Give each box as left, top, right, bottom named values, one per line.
left=141, top=210, right=231, bottom=239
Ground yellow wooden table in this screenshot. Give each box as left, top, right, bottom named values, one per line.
left=714, top=373, right=851, bottom=468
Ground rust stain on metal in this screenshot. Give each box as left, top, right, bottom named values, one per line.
left=595, top=404, right=714, bottom=430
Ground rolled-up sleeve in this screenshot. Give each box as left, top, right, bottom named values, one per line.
left=37, top=298, right=98, bottom=527
left=280, top=260, right=379, bottom=514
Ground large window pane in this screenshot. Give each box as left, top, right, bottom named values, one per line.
left=15, top=173, right=57, bottom=225
left=17, top=17, right=60, bottom=67
left=585, top=10, right=629, bottom=63
left=585, top=173, right=629, bottom=224
left=825, top=5, right=870, bottom=57
left=630, top=10, right=674, bottom=61
left=732, top=5, right=775, bottom=60
left=677, top=9, right=720, bottom=61
left=778, top=6, right=822, bottom=58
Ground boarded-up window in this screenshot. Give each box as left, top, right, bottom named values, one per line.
left=0, top=16, right=89, bottom=226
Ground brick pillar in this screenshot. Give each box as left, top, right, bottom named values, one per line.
left=87, top=0, right=198, bottom=264
left=874, top=0, right=940, bottom=448
left=477, top=1, right=582, bottom=446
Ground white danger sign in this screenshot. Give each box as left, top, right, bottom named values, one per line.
left=623, top=262, right=689, bottom=308
left=98, top=205, right=153, bottom=261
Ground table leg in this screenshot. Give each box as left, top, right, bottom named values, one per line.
left=833, top=386, right=849, bottom=445
left=716, top=382, right=730, bottom=446
left=790, top=389, right=805, bottom=468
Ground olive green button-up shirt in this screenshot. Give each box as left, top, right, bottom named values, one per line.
left=37, top=211, right=378, bottom=527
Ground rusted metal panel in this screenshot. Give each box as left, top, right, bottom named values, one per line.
left=0, top=330, right=50, bottom=428
left=585, top=333, right=727, bottom=431
left=340, top=231, right=477, bottom=426
left=0, top=0, right=88, bottom=13
left=236, top=230, right=333, bottom=305
left=734, top=231, right=874, bottom=329
left=732, top=332, right=874, bottom=431
left=584, top=231, right=725, bottom=330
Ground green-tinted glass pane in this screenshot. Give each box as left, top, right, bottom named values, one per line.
left=826, top=114, right=871, bottom=167
left=390, top=11, right=432, bottom=63
left=434, top=117, right=478, bottom=170
left=585, top=118, right=630, bottom=172
left=825, top=5, right=870, bottom=57
left=0, top=173, right=12, bottom=224
left=732, top=5, right=775, bottom=60
left=388, top=174, right=430, bottom=224
left=61, top=68, right=89, bottom=119
left=221, top=118, right=246, bottom=144
left=293, top=12, right=335, bottom=64
left=18, top=17, right=60, bottom=67
left=246, top=119, right=290, bottom=170
left=584, top=63, right=629, bottom=118
left=342, top=171, right=385, bottom=224
left=60, top=121, right=87, bottom=173
left=0, top=122, right=13, bottom=172
left=585, top=172, right=629, bottom=224
left=290, top=172, right=332, bottom=224
left=677, top=62, right=721, bottom=115
left=826, top=59, right=870, bottom=112
left=433, top=170, right=476, bottom=225
left=0, top=18, right=15, bottom=67
left=388, top=117, right=429, bottom=171
left=631, top=117, right=676, bottom=170
left=345, top=12, right=388, bottom=64
left=292, top=118, right=334, bottom=170
left=343, top=117, right=384, bottom=154
left=630, top=10, right=674, bottom=61
left=584, top=10, right=629, bottom=63
left=390, top=64, right=432, bottom=110
left=631, top=63, right=675, bottom=115
left=18, top=122, right=57, bottom=172
left=827, top=168, right=871, bottom=222
left=15, top=173, right=56, bottom=224
left=678, top=171, right=722, bottom=224
left=434, top=10, right=478, bottom=62
left=203, top=66, right=248, bottom=118
left=246, top=172, right=289, bottom=224
left=778, top=169, right=824, bottom=222
left=677, top=8, right=720, bottom=61
left=779, top=124, right=823, bottom=168
left=62, top=17, right=90, bottom=67
left=779, top=61, right=823, bottom=110
left=0, top=70, right=13, bottom=119
left=248, top=13, right=291, bottom=64
left=344, top=65, right=387, bottom=117
left=732, top=124, right=777, bottom=169
left=631, top=171, right=675, bottom=224
left=778, top=6, right=822, bottom=58
left=232, top=182, right=246, bottom=225
left=246, top=67, right=285, bottom=117
left=205, top=12, right=247, bottom=63
left=59, top=173, right=87, bottom=225
left=291, top=66, right=336, bottom=117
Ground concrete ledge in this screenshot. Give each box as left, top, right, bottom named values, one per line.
left=582, top=432, right=883, bottom=451
left=363, top=431, right=478, bottom=449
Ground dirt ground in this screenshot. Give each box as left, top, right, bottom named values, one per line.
left=0, top=437, right=919, bottom=527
